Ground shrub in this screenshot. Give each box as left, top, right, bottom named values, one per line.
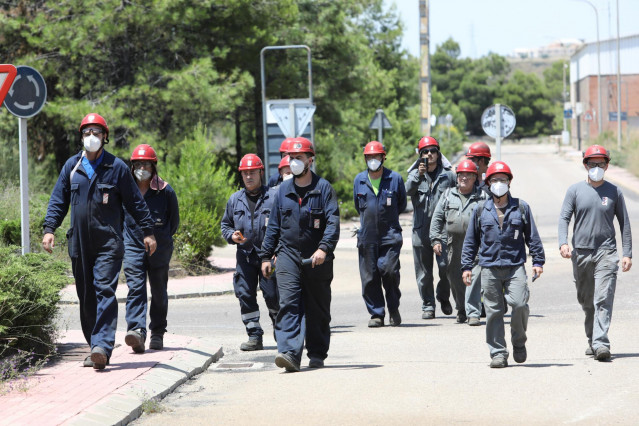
left=164, top=123, right=236, bottom=270
left=0, top=246, right=72, bottom=358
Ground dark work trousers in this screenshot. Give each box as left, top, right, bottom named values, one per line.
left=413, top=243, right=450, bottom=312
left=358, top=243, right=402, bottom=318
left=275, top=250, right=333, bottom=363
left=123, top=250, right=171, bottom=337
left=71, top=245, right=123, bottom=358
left=234, top=250, right=279, bottom=338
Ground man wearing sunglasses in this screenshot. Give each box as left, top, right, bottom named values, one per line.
left=558, top=145, right=632, bottom=362
left=42, top=113, right=156, bottom=370
left=406, top=136, right=455, bottom=320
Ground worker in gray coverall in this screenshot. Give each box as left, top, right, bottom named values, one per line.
left=558, top=144, right=632, bottom=362
left=430, top=159, right=488, bottom=326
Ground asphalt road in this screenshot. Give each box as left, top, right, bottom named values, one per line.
left=60, top=142, right=639, bottom=425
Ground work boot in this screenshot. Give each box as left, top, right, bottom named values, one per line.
left=125, top=329, right=146, bottom=354
left=149, top=334, right=164, bottom=350
left=368, top=317, right=383, bottom=328
left=490, top=355, right=508, bottom=368
left=585, top=346, right=594, bottom=356
left=83, top=355, right=93, bottom=368
left=456, top=311, right=467, bottom=324
left=240, top=337, right=264, bottom=351
left=389, top=310, right=401, bottom=327
left=91, top=346, right=109, bottom=370
left=422, top=311, right=435, bottom=320
left=275, top=352, right=300, bottom=372
left=308, top=357, right=324, bottom=368
left=440, top=300, right=453, bottom=316
left=594, top=347, right=611, bottom=361
left=468, top=317, right=481, bottom=326
left=513, top=345, right=527, bottom=363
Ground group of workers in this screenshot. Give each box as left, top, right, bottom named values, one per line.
left=41, top=112, right=632, bottom=371
left=42, top=113, right=180, bottom=370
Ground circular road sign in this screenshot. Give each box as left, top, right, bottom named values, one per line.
left=481, top=104, right=516, bottom=139
left=3, top=65, right=47, bottom=118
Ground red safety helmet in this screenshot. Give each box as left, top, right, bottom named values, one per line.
left=466, top=141, right=491, bottom=159
left=484, top=161, right=513, bottom=184
left=456, top=159, right=478, bottom=174
left=79, top=113, right=109, bottom=138
left=130, top=144, right=158, bottom=163
left=238, top=154, right=264, bottom=171
left=279, top=138, right=294, bottom=153
left=363, top=141, right=386, bottom=155
left=287, top=137, right=315, bottom=155
left=418, top=136, right=439, bottom=152
left=582, top=145, right=610, bottom=163
left=278, top=155, right=291, bottom=170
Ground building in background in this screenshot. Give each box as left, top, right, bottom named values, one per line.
left=513, top=38, right=583, bottom=59
left=570, top=34, right=639, bottom=147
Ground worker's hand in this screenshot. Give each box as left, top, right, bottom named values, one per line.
left=232, top=230, right=247, bottom=244
left=311, top=249, right=327, bottom=268
left=418, top=159, right=427, bottom=176
left=462, top=270, right=472, bottom=287
left=622, top=257, right=632, bottom=272
left=532, top=266, right=543, bottom=280
left=42, top=233, right=55, bottom=254
left=144, top=235, right=157, bottom=256
left=433, top=243, right=442, bottom=256
left=560, top=244, right=572, bottom=259
left=261, top=261, right=272, bottom=277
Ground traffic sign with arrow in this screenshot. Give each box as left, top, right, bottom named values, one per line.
left=3, top=65, right=47, bottom=118
left=0, top=64, right=17, bottom=107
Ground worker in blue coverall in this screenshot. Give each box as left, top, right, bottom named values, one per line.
left=261, top=137, right=340, bottom=372
left=353, top=141, right=407, bottom=328
left=42, top=113, right=156, bottom=370
left=221, top=154, right=280, bottom=351
left=123, top=144, right=179, bottom=354
left=405, top=136, right=456, bottom=319
left=461, top=161, right=545, bottom=368
left=267, top=138, right=294, bottom=188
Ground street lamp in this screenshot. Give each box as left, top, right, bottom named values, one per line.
left=575, top=0, right=602, bottom=135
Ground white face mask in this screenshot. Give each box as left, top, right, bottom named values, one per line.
left=282, top=173, right=294, bottom=181
left=290, top=158, right=307, bottom=176
left=134, top=169, right=152, bottom=181
left=588, top=166, right=605, bottom=182
left=490, top=182, right=509, bottom=197
left=367, top=159, right=382, bottom=172
left=83, top=135, right=101, bottom=152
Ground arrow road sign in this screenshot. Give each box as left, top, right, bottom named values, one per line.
left=3, top=65, right=47, bottom=118
left=481, top=104, right=516, bottom=139
left=0, top=64, right=17, bottom=106
left=368, top=109, right=392, bottom=130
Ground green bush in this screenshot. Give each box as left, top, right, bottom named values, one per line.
left=0, top=246, right=72, bottom=357
left=164, top=123, right=236, bottom=271
left=0, top=220, right=20, bottom=246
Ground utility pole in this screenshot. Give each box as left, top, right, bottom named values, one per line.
left=419, top=0, right=431, bottom=136
left=615, top=0, right=622, bottom=150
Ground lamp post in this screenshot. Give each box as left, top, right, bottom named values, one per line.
left=575, top=0, right=602, bottom=135
left=616, top=0, right=622, bottom=149
left=563, top=62, right=567, bottom=134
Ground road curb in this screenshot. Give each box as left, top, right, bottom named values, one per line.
left=63, top=338, right=224, bottom=425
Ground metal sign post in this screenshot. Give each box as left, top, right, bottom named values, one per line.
left=3, top=65, right=47, bottom=254
left=481, top=104, right=516, bottom=161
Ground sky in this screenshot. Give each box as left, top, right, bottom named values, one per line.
left=385, top=0, right=639, bottom=58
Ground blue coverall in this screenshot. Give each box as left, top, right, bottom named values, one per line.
left=353, top=168, right=407, bottom=319
left=43, top=150, right=154, bottom=358
left=260, top=173, right=340, bottom=364
left=221, top=185, right=280, bottom=339
left=268, top=173, right=282, bottom=188
left=123, top=178, right=179, bottom=339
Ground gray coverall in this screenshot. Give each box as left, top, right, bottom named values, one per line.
left=430, top=186, right=487, bottom=319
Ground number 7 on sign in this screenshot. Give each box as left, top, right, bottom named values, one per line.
left=0, top=64, right=17, bottom=106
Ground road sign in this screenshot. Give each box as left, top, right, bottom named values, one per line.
left=583, top=112, right=593, bottom=122
left=368, top=109, right=392, bottom=130
left=608, top=112, right=627, bottom=122
left=0, top=64, right=17, bottom=106
left=269, top=101, right=316, bottom=138
left=481, top=104, right=516, bottom=139
left=3, top=65, right=47, bottom=118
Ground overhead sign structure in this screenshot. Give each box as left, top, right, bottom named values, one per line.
left=0, top=64, right=17, bottom=106
left=481, top=104, right=516, bottom=139
left=368, top=109, right=392, bottom=144
left=3, top=65, right=47, bottom=118
left=481, top=104, right=516, bottom=161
